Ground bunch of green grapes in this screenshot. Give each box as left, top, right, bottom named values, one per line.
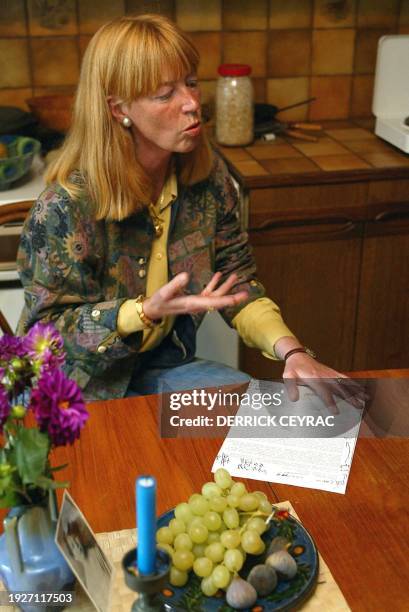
left=156, top=468, right=273, bottom=596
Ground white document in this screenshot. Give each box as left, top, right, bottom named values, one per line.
left=212, top=379, right=363, bottom=494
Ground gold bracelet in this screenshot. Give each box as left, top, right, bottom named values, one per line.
left=134, top=295, right=158, bottom=329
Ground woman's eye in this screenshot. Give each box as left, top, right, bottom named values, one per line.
left=155, top=89, right=173, bottom=101
left=187, top=79, right=198, bottom=89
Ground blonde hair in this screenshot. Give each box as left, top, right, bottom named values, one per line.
left=46, top=14, right=213, bottom=221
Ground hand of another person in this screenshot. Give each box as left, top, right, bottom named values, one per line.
left=143, top=271, right=248, bottom=321
left=282, top=352, right=367, bottom=415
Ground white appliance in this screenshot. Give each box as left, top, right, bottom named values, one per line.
left=0, top=155, right=45, bottom=205
left=0, top=279, right=25, bottom=333
left=373, top=35, right=409, bottom=153
left=0, top=156, right=45, bottom=332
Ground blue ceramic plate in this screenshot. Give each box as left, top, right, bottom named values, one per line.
left=157, top=507, right=319, bottom=611
left=0, top=135, right=41, bottom=190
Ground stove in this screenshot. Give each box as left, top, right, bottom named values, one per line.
left=0, top=155, right=45, bottom=206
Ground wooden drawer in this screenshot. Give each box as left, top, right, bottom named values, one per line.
left=368, top=179, right=409, bottom=204
left=248, top=217, right=363, bottom=247
left=248, top=181, right=368, bottom=228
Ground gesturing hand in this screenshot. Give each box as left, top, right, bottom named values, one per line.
left=143, top=271, right=248, bottom=322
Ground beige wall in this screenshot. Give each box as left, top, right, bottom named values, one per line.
left=0, top=0, right=408, bottom=122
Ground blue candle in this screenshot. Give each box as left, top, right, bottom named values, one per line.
left=136, top=475, right=157, bottom=575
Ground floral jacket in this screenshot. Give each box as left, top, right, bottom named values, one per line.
left=17, top=153, right=265, bottom=400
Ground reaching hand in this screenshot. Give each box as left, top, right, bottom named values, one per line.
left=282, top=352, right=367, bottom=414
left=143, top=271, right=248, bottom=321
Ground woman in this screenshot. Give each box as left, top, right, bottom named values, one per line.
left=17, top=14, right=356, bottom=407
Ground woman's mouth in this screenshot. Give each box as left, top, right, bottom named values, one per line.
left=184, top=122, right=201, bottom=136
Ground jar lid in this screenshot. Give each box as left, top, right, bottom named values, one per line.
left=218, top=64, right=252, bottom=77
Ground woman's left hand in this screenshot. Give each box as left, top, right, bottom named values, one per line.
left=275, top=337, right=367, bottom=414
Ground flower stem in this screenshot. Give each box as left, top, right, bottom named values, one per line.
left=12, top=486, right=33, bottom=505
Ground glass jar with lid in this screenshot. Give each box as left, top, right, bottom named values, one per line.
left=216, top=64, right=254, bottom=146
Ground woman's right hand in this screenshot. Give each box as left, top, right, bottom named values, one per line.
left=143, top=271, right=248, bottom=321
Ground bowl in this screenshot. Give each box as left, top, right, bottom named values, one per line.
left=26, top=95, right=74, bottom=133
left=153, top=507, right=319, bottom=611
left=0, top=135, right=41, bottom=190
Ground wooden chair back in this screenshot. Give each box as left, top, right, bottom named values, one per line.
left=0, top=309, right=14, bottom=336
left=0, top=202, right=31, bottom=226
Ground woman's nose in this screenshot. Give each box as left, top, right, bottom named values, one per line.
left=181, top=87, right=200, bottom=113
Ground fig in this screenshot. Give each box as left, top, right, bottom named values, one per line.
left=247, top=563, right=277, bottom=596
left=226, top=576, right=257, bottom=610
left=266, top=536, right=291, bottom=556
left=266, top=550, right=297, bottom=579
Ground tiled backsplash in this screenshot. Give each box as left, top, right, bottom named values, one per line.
left=0, top=0, right=407, bottom=121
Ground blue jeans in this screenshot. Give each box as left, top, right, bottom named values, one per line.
left=125, top=358, right=250, bottom=396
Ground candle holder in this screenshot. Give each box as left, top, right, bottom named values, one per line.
left=122, top=548, right=171, bottom=612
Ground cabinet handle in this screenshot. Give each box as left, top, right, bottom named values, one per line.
left=374, top=209, right=409, bottom=223
left=249, top=216, right=356, bottom=234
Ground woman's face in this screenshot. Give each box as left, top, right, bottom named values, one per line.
left=124, top=71, right=202, bottom=158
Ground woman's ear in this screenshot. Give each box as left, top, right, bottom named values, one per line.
left=107, top=96, right=127, bottom=122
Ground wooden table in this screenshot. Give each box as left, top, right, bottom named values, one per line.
left=52, top=370, right=409, bottom=612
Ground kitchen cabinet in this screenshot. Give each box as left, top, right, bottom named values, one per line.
left=245, top=214, right=362, bottom=379
left=353, top=184, right=409, bottom=370
left=218, top=122, right=409, bottom=378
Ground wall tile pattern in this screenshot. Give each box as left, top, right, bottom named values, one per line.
left=0, top=0, right=406, bottom=120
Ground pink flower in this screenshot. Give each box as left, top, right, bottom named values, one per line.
left=0, top=336, right=25, bottom=362
left=30, top=369, right=88, bottom=446
left=24, top=322, right=65, bottom=372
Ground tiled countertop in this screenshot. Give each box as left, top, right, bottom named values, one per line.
left=217, top=120, right=409, bottom=188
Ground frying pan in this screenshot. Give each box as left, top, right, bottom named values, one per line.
left=254, top=97, right=316, bottom=138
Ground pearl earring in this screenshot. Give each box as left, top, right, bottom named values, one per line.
left=122, top=116, right=132, bottom=128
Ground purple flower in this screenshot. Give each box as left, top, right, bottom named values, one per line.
left=0, top=383, right=10, bottom=430
left=24, top=322, right=65, bottom=371
left=0, top=335, right=25, bottom=363
left=30, top=369, right=88, bottom=446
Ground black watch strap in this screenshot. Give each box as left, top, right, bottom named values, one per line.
left=283, top=347, right=317, bottom=361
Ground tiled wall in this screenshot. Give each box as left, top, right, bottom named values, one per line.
left=0, top=0, right=408, bottom=121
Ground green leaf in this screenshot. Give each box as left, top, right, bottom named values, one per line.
left=0, top=489, right=22, bottom=508
left=15, top=428, right=50, bottom=485
left=35, top=475, right=69, bottom=490
left=0, top=474, right=13, bottom=496
left=49, top=463, right=69, bottom=472
left=52, top=480, right=69, bottom=489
